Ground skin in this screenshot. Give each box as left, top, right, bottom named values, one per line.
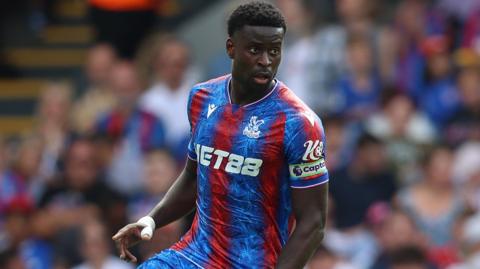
left=226, top=25, right=283, bottom=105
left=113, top=25, right=328, bottom=268
left=276, top=185, right=328, bottom=269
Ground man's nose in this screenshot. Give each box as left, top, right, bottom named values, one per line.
left=258, top=52, right=272, bottom=66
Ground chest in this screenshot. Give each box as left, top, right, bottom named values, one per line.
left=411, top=189, right=457, bottom=219
left=192, top=104, right=286, bottom=176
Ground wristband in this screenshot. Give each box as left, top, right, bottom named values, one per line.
left=137, top=216, right=155, bottom=239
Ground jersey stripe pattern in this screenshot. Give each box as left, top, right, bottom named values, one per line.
left=171, top=74, right=328, bottom=268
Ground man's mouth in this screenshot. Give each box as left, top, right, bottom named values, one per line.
left=253, top=72, right=271, bottom=84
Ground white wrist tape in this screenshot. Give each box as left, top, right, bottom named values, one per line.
left=137, top=216, right=155, bottom=239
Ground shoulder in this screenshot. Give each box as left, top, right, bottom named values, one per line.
left=193, top=74, right=230, bottom=88
left=275, top=82, right=322, bottom=128
left=276, top=82, right=313, bottom=109
left=189, top=74, right=230, bottom=99
left=186, top=75, right=230, bottom=117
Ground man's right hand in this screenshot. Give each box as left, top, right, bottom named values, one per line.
left=112, top=222, right=151, bottom=263
left=111, top=159, right=198, bottom=263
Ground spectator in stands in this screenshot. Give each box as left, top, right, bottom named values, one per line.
left=393, top=0, right=446, bottom=98
left=306, top=0, right=395, bottom=113
left=369, top=204, right=430, bottom=269
left=72, top=43, right=119, bottom=134
left=139, top=35, right=198, bottom=161
left=73, top=218, right=133, bottom=269
left=88, top=0, right=157, bottom=59
left=330, top=132, right=397, bottom=229
left=32, top=137, right=126, bottom=267
left=337, top=0, right=397, bottom=83
left=366, top=91, right=437, bottom=183
left=1, top=198, right=52, bottom=269
left=367, top=91, right=437, bottom=146
left=0, top=135, right=43, bottom=213
left=35, top=82, right=73, bottom=183
left=95, top=61, right=165, bottom=196
left=445, top=54, right=480, bottom=145
left=396, top=146, right=465, bottom=262
left=332, top=33, right=381, bottom=120
left=326, top=132, right=397, bottom=268
left=418, top=35, right=460, bottom=128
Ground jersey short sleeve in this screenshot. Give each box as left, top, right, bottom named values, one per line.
left=284, top=111, right=329, bottom=188
left=185, top=76, right=226, bottom=161
left=186, top=84, right=212, bottom=161
left=186, top=88, right=198, bottom=161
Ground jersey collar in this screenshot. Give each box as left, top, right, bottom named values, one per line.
left=225, top=75, right=279, bottom=108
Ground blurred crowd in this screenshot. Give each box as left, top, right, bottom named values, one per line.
left=1, top=0, right=480, bottom=269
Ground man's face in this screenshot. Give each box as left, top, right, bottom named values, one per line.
left=227, top=25, right=284, bottom=90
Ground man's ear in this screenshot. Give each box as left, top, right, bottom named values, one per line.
left=226, top=38, right=234, bottom=59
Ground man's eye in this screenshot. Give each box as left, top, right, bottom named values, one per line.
left=249, top=47, right=259, bottom=54
left=270, top=48, right=280, bottom=56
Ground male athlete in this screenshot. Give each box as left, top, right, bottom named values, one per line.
left=113, top=1, right=329, bottom=268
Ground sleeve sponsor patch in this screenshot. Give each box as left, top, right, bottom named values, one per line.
left=289, top=159, right=327, bottom=178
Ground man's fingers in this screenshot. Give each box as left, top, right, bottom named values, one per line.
left=112, top=231, right=123, bottom=241
left=112, top=226, right=129, bottom=241
left=119, top=239, right=127, bottom=260
left=113, top=224, right=140, bottom=241
left=124, top=248, right=137, bottom=263
left=113, top=223, right=143, bottom=262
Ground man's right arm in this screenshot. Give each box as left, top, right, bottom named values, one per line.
left=147, top=158, right=197, bottom=227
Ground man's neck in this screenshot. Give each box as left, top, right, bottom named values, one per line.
left=229, top=78, right=275, bottom=106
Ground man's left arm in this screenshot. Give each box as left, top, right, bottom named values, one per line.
left=275, top=182, right=328, bottom=269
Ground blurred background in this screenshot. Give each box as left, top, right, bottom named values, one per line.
left=0, top=0, right=480, bottom=268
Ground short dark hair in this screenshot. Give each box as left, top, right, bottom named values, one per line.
left=227, top=1, right=286, bottom=37
left=356, top=132, right=383, bottom=150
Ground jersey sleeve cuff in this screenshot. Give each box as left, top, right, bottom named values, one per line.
left=290, top=173, right=329, bottom=189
